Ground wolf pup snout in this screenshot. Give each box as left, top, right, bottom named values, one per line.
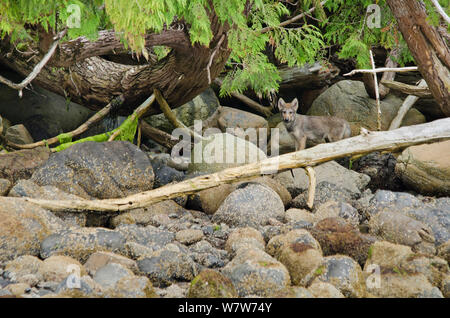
left=278, top=97, right=352, bottom=151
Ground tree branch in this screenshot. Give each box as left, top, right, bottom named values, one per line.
left=344, top=66, right=419, bottom=77
left=431, top=0, right=450, bottom=26
left=0, top=29, right=67, bottom=96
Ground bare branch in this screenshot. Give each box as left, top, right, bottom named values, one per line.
left=206, top=34, right=226, bottom=84
left=344, top=66, right=419, bottom=77
left=0, top=29, right=67, bottom=96
left=431, top=0, right=450, bottom=24
left=380, top=79, right=432, bottom=98
left=369, top=50, right=382, bottom=131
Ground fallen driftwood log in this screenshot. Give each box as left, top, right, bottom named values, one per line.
left=16, top=117, right=450, bottom=213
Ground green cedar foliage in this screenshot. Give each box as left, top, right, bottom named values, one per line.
left=0, top=0, right=448, bottom=97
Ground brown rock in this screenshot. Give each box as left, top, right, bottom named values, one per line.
left=83, top=251, right=138, bottom=276
left=0, top=147, right=50, bottom=184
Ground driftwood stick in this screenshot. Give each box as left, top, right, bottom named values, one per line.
left=369, top=50, right=382, bottom=131
left=380, top=79, right=432, bottom=98
left=140, top=121, right=179, bottom=149
left=214, top=78, right=273, bottom=117
left=6, top=95, right=125, bottom=150
left=431, top=0, right=450, bottom=24
left=305, top=166, right=316, bottom=209
left=389, top=79, right=428, bottom=130
left=0, top=29, right=67, bottom=97
left=154, top=89, right=205, bottom=141
left=19, top=118, right=450, bottom=213
left=344, top=66, right=419, bottom=77
left=206, top=34, right=226, bottom=84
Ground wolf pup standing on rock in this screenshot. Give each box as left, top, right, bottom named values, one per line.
left=278, top=98, right=352, bottom=151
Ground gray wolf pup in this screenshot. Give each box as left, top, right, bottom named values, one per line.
left=278, top=98, right=351, bottom=151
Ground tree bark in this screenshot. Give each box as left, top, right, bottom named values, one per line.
left=17, top=117, right=450, bottom=213
left=0, top=11, right=231, bottom=115
left=386, top=0, right=450, bottom=116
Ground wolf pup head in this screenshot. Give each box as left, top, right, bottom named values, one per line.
left=278, top=98, right=299, bottom=123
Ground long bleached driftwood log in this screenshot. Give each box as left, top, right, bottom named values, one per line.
left=18, top=118, right=450, bottom=213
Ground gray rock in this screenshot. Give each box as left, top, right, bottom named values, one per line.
left=55, top=275, right=99, bottom=297
left=40, top=227, right=126, bottom=263
left=187, top=133, right=267, bottom=174
left=116, top=224, right=175, bottom=249
left=83, top=251, right=138, bottom=276
left=212, top=183, right=285, bottom=229
left=396, top=141, right=450, bottom=196
left=105, top=275, right=157, bottom=298
left=221, top=248, right=291, bottom=297
left=5, top=124, right=34, bottom=145
left=8, top=179, right=87, bottom=227
left=0, top=197, right=65, bottom=262
left=0, top=178, right=11, bottom=196
left=308, top=80, right=425, bottom=134
left=187, top=184, right=235, bottom=215
left=145, top=87, right=219, bottom=133
left=188, top=240, right=228, bottom=269
left=290, top=181, right=360, bottom=211
left=225, top=227, right=266, bottom=257
left=93, top=263, right=135, bottom=290
left=369, top=210, right=435, bottom=253
left=137, top=246, right=199, bottom=287
left=366, top=190, right=450, bottom=246
left=31, top=141, right=154, bottom=199
left=175, top=229, right=204, bottom=245
left=306, top=255, right=366, bottom=298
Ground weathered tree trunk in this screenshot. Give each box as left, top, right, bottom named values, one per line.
left=18, top=118, right=450, bottom=213
left=386, top=0, right=450, bottom=116
left=0, top=11, right=231, bottom=115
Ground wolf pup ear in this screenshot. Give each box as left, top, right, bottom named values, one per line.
left=291, top=98, right=299, bottom=111
left=278, top=98, right=286, bottom=109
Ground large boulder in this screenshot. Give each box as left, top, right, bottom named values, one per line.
left=308, top=80, right=426, bottom=135
left=187, top=133, right=267, bottom=174
left=212, top=183, right=285, bottom=229
left=31, top=141, right=154, bottom=199
left=0, top=197, right=65, bottom=262
left=395, top=140, right=450, bottom=196
left=145, top=87, right=219, bottom=133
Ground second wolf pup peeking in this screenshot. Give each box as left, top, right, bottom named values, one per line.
left=278, top=98, right=352, bottom=151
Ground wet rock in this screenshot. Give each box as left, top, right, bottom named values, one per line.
left=31, top=141, right=154, bottom=199
left=40, top=227, right=126, bottom=263
left=212, top=183, right=284, bottom=229
left=0, top=147, right=51, bottom=184
left=5, top=124, right=34, bottom=145
left=396, top=140, right=450, bottom=196
left=225, top=227, right=266, bottom=257
left=0, top=197, right=65, bottom=262
left=137, top=245, right=199, bottom=287
left=187, top=269, right=238, bottom=298
left=307, top=281, right=345, bottom=298
left=306, top=255, right=366, bottom=298
left=83, top=251, right=138, bottom=276
left=38, top=255, right=86, bottom=283
left=310, top=217, right=377, bottom=266
left=150, top=156, right=185, bottom=188
left=221, top=248, right=291, bottom=297
left=352, top=152, right=403, bottom=192
left=0, top=178, right=11, bottom=196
